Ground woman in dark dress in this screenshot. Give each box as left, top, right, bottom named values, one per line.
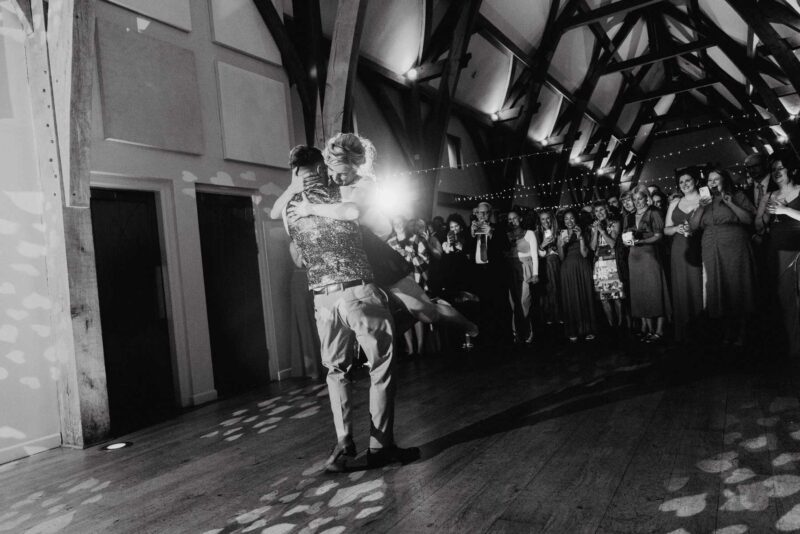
left=689, top=168, right=756, bottom=346
left=624, top=185, right=671, bottom=342
left=557, top=209, right=597, bottom=342
left=664, top=170, right=703, bottom=342
left=535, top=210, right=562, bottom=326
left=756, top=150, right=800, bottom=356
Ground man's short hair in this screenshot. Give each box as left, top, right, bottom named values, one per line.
left=289, top=145, right=324, bottom=170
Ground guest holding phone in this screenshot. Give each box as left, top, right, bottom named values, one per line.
left=557, top=209, right=597, bottom=342
left=440, top=214, right=473, bottom=299
left=664, top=170, right=703, bottom=343
left=757, top=149, right=800, bottom=356
left=535, top=210, right=562, bottom=328
left=689, top=168, right=757, bottom=346
left=624, top=185, right=671, bottom=343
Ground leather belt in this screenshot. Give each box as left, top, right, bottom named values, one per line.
left=312, top=279, right=368, bottom=295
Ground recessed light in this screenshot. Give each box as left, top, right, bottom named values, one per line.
left=101, top=442, right=132, bottom=451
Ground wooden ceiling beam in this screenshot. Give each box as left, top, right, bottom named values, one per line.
left=604, top=39, right=713, bottom=74
left=554, top=10, right=641, bottom=201
left=318, top=0, right=368, bottom=144
left=684, top=1, right=800, bottom=158
left=624, top=78, right=717, bottom=103
left=563, top=0, right=664, bottom=30
left=253, top=0, right=316, bottom=145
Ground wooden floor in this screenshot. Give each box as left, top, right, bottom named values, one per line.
left=4, top=336, right=800, bottom=533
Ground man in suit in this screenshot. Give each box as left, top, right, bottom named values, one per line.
left=471, top=202, right=512, bottom=346
left=744, top=152, right=775, bottom=214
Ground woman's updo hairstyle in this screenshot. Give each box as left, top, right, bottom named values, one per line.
left=323, top=132, right=377, bottom=180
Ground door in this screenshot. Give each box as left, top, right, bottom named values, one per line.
left=196, top=191, right=269, bottom=397
left=90, top=188, right=176, bottom=436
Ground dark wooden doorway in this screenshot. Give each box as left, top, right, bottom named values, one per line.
left=196, top=191, right=270, bottom=397
left=90, top=188, right=176, bottom=436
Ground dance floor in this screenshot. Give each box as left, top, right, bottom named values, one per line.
left=3, top=337, right=800, bottom=533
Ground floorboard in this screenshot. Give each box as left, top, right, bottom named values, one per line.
left=2, top=338, right=800, bottom=533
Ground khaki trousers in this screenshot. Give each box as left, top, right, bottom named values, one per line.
left=313, top=283, right=395, bottom=449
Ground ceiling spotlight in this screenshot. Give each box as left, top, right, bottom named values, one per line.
left=405, top=67, right=419, bottom=81
left=101, top=442, right=132, bottom=451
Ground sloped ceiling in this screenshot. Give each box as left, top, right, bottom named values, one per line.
left=307, top=0, right=800, bottom=177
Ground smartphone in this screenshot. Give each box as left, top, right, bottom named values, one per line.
left=544, top=229, right=553, bottom=240
left=560, top=229, right=570, bottom=241
left=622, top=231, right=634, bottom=246
left=699, top=186, right=711, bottom=200
left=447, top=231, right=457, bottom=246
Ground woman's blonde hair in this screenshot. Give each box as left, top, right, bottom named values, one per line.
left=323, top=132, right=377, bottom=180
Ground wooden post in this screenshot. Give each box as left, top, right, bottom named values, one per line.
left=317, top=0, right=368, bottom=146
left=19, top=0, right=110, bottom=447
left=418, top=0, right=482, bottom=217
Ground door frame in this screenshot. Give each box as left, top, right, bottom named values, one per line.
left=89, top=174, right=190, bottom=406
left=194, top=183, right=281, bottom=382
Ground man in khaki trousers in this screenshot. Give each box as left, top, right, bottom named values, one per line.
left=282, top=145, right=409, bottom=472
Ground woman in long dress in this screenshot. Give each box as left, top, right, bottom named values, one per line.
left=664, top=171, right=703, bottom=342
left=756, top=149, right=800, bottom=355
left=557, top=209, right=597, bottom=342
left=589, top=201, right=625, bottom=328
left=535, top=210, right=561, bottom=326
left=624, top=185, right=671, bottom=343
left=689, top=168, right=756, bottom=345
left=507, top=210, right=539, bottom=343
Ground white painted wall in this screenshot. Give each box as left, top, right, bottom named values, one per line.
left=90, top=0, right=297, bottom=403
left=0, top=10, right=62, bottom=464
left=637, top=127, right=749, bottom=192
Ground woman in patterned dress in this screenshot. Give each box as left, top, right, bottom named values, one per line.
left=590, top=201, right=625, bottom=328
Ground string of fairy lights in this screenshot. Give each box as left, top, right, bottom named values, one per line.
left=379, top=111, right=793, bottom=209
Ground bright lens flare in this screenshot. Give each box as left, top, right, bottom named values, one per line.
left=372, top=179, right=413, bottom=217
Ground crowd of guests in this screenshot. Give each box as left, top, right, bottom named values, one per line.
left=381, top=148, right=800, bottom=358
left=274, top=132, right=799, bottom=473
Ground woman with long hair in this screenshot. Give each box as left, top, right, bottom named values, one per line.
left=557, top=209, right=597, bottom=342
left=689, top=168, right=757, bottom=345
left=756, top=149, right=800, bottom=356
left=590, top=201, right=625, bottom=328
left=507, top=210, right=539, bottom=343
left=535, top=210, right=562, bottom=327
left=664, top=170, right=703, bottom=342
left=624, top=185, right=671, bottom=342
